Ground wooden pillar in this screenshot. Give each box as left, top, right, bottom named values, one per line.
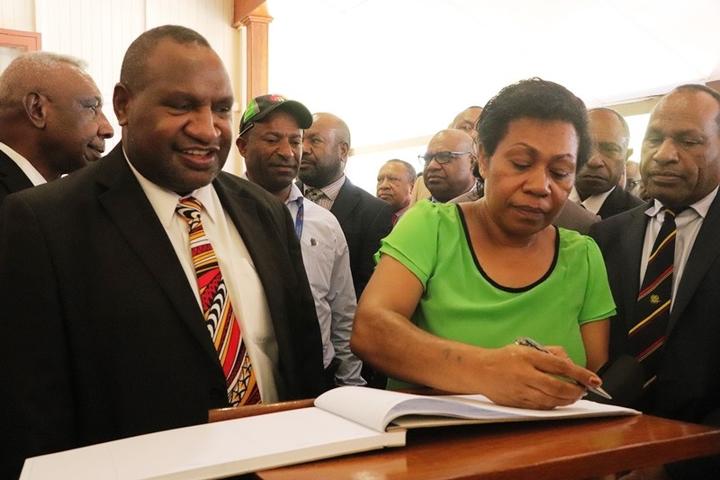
left=234, top=0, right=273, bottom=101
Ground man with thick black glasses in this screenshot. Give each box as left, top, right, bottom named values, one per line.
left=421, top=129, right=477, bottom=203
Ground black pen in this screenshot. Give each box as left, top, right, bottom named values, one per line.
left=514, top=337, right=613, bottom=400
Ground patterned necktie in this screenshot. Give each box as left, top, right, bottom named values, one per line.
left=304, top=187, right=326, bottom=203
left=630, top=207, right=682, bottom=389
left=176, top=197, right=260, bottom=406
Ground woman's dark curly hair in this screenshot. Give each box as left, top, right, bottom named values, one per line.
left=476, top=78, right=591, bottom=171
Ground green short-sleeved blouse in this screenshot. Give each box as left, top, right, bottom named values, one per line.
left=377, top=201, right=616, bottom=388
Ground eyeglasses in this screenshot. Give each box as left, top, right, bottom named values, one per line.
left=419, top=151, right=471, bottom=165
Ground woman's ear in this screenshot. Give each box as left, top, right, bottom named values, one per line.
left=477, top=143, right=489, bottom=179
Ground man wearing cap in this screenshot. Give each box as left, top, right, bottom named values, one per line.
left=237, top=95, right=365, bottom=388
left=300, top=112, right=393, bottom=299
left=0, top=26, right=325, bottom=476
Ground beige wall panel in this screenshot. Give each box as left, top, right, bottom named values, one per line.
left=0, top=0, right=35, bottom=31
left=30, top=0, right=241, bottom=172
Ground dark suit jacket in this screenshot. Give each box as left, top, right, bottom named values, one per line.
left=0, top=145, right=325, bottom=477
left=329, top=177, right=393, bottom=297
left=590, top=199, right=720, bottom=421
left=596, top=186, right=644, bottom=219
left=590, top=198, right=720, bottom=477
left=0, top=149, right=34, bottom=205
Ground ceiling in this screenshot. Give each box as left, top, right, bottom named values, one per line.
left=267, top=0, right=720, bottom=148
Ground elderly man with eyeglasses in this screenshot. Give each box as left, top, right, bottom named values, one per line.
left=421, top=129, right=478, bottom=203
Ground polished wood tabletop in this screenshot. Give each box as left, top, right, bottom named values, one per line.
left=247, top=414, right=720, bottom=480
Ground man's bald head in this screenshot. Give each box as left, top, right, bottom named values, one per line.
left=450, top=106, right=483, bottom=138
left=120, top=25, right=210, bottom=93
left=422, top=128, right=476, bottom=202
left=0, top=52, right=113, bottom=180
left=312, top=112, right=351, bottom=147
left=0, top=52, right=87, bottom=116
left=300, top=112, right=352, bottom=187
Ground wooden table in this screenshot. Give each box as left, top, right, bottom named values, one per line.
left=248, top=414, right=720, bottom=479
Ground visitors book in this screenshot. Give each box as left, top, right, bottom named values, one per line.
left=20, top=386, right=639, bottom=480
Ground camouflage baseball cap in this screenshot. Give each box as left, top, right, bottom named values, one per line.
left=239, top=94, right=313, bottom=135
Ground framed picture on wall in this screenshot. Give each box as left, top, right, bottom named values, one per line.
left=0, top=27, right=41, bottom=72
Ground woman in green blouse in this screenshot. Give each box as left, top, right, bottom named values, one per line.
left=352, top=79, right=614, bottom=409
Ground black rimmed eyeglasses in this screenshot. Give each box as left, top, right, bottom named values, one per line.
left=419, top=151, right=472, bottom=165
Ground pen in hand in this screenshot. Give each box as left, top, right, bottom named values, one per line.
left=514, top=337, right=613, bottom=400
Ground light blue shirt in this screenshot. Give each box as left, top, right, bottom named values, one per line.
left=286, top=184, right=365, bottom=386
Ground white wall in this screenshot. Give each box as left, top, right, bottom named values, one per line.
left=1, top=0, right=244, bottom=172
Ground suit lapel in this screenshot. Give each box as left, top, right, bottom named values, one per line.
left=95, top=146, right=220, bottom=366
left=213, top=176, right=284, bottom=323
left=669, top=192, right=720, bottom=333
left=621, top=207, right=649, bottom=327
left=0, top=150, right=34, bottom=194
left=598, top=187, right=620, bottom=218
left=329, top=178, right=358, bottom=221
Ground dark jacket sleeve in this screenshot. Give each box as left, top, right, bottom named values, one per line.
left=356, top=201, right=393, bottom=297
left=0, top=194, right=77, bottom=479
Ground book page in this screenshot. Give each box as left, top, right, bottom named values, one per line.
left=315, top=387, right=639, bottom=432
left=20, top=407, right=405, bottom=480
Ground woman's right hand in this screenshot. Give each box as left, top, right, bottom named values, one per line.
left=472, top=344, right=602, bottom=409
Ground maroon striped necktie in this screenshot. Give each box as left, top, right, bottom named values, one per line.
left=630, top=207, right=682, bottom=389
left=176, top=196, right=261, bottom=406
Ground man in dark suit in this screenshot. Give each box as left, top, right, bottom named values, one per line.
left=0, top=52, right=113, bottom=204
left=0, top=25, right=324, bottom=478
left=572, top=108, right=643, bottom=219
left=299, top=112, right=393, bottom=298
left=591, top=85, right=720, bottom=479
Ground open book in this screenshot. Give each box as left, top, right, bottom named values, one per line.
left=20, top=386, right=639, bottom=480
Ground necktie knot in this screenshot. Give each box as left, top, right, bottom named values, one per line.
left=662, top=206, right=687, bottom=218
left=176, top=196, right=203, bottom=227
left=304, top=187, right=326, bottom=203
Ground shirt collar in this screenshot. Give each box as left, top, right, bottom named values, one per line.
left=0, top=142, right=47, bottom=186
left=645, top=186, right=719, bottom=220
left=569, top=186, right=615, bottom=215
left=124, top=148, right=217, bottom=227
left=431, top=180, right=478, bottom=204
left=306, top=174, right=345, bottom=202
left=286, top=182, right=304, bottom=205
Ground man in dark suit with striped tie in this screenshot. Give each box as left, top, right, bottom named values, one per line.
left=591, top=84, right=720, bottom=479
left=0, top=25, right=324, bottom=478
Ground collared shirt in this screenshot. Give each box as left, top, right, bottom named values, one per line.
left=431, top=180, right=478, bottom=204
left=304, top=174, right=346, bottom=210
left=569, top=186, right=615, bottom=215
left=285, top=183, right=364, bottom=385
left=640, top=186, right=719, bottom=308
left=125, top=152, right=279, bottom=403
left=0, top=142, right=47, bottom=186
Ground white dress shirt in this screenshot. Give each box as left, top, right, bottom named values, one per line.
left=126, top=153, right=280, bottom=403
left=0, top=142, right=47, bottom=186
left=569, top=186, right=615, bottom=215
left=640, top=187, right=718, bottom=309
left=285, top=183, right=365, bottom=386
